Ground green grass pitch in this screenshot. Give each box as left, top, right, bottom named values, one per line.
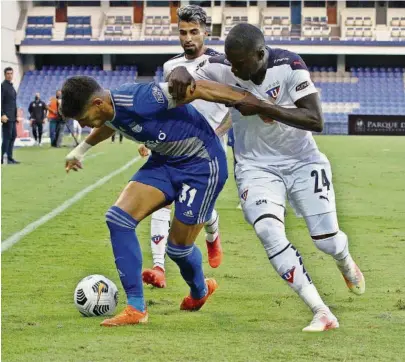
left=2, top=136, right=405, bottom=361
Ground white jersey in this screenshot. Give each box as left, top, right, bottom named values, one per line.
left=192, top=47, right=325, bottom=169
left=163, top=48, right=230, bottom=132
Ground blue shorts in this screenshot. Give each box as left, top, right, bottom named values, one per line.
left=131, top=154, right=228, bottom=225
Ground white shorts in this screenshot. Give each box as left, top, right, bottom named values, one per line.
left=236, top=158, right=336, bottom=225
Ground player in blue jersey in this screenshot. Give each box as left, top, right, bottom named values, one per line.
left=61, top=75, right=257, bottom=326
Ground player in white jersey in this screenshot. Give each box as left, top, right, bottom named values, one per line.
left=169, top=23, right=365, bottom=332
left=141, top=5, right=232, bottom=289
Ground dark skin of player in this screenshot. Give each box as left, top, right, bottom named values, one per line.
left=168, top=44, right=324, bottom=133
left=168, top=43, right=335, bottom=240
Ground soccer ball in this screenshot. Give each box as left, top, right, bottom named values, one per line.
left=74, top=274, right=118, bottom=317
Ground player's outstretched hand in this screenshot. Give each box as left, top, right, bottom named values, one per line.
left=65, top=159, right=82, bottom=173
left=138, top=144, right=151, bottom=158
left=232, top=92, right=264, bottom=116
left=168, top=66, right=196, bottom=100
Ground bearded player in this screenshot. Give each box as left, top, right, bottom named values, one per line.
left=141, top=5, right=232, bottom=289
left=169, top=23, right=365, bottom=332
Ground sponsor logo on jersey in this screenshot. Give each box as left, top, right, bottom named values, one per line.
left=152, top=85, right=165, bottom=104
left=267, top=85, right=280, bottom=100
left=296, top=81, right=309, bottom=92
left=183, top=210, right=194, bottom=218
left=235, top=83, right=249, bottom=90
left=274, top=57, right=289, bottom=63
left=129, top=122, right=143, bottom=133
left=196, top=60, right=207, bottom=71
left=240, top=189, right=248, bottom=201
left=256, top=199, right=267, bottom=206
left=151, top=235, right=165, bottom=245
left=281, top=266, right=296, bottom=283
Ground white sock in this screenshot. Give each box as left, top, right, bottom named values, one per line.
left=255, top=218, right=327, bottom=313
left=204, top=209, right=219, bottom=242
left=270, top=243, right=326, bottom=313
left=150, top=208, right=171, bottom=270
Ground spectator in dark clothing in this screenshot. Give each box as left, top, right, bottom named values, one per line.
left=28, top=92, right=48, bottom=146
left=111, top=132, right=123, bottom=144
left=1, top=67, right=19, bottom=164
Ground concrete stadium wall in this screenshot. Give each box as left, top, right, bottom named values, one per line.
left=1, top=0, right=23, bottom=88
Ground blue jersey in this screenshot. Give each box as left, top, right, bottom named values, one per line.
left=106, top=82, right=222, bottom=163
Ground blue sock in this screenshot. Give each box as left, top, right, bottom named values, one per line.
left=166, top=241, right=207, bottom=299
left=105, top=206, right=145, bottom=312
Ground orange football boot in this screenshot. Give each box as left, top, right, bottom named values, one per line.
left=206, top=235, right=223, bottom=268
left=180, top=278, right=218, bottom=311
left=100, top=306, right=148, bottom=327
left=142, top=266, right=167, bottom=288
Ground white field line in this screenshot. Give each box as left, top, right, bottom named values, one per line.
left=1, top=156, right=141, bottom=253
left=83, top=152, right=105, bottom=160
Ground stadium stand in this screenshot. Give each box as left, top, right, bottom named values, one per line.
left=16, top=65, right=138, bottom=117
left=14, top=1, right=405, bottom=136
left=312, top=66, right=405, bottom=134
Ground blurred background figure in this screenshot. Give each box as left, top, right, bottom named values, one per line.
left=47, top=90, right=62, bottom=147
left=1, top=67, right=19, bottom=164
left=111, top=132, right=123, bottom=144
left=28, top=92, right=47, bottom=146
left=72, top=119, right=82, bottom=142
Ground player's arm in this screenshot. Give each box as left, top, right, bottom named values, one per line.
left=215, top=112, right=232, bottom=138
left=182, top=80, right=251, bottom=106
left=65, top=125, right=115, bottom=173
left=232, top=62, right=323, bottom=132
left=233, top=93, right=323, bottom=132
left=167, top=59, right=226, bottom=100
left=161, top=79, right=256, bottom=110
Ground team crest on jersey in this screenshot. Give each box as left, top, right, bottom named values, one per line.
left=240, top=189, right=248, bottom=201
left=129, top=122, right=142, bottom=133
left=281, top=266, right=296, bottom=283
left=151, top=235, right=165, bottom=245
left=267, top=85, right=280, bottom=100
left=152, top=85, right=165, bottom=104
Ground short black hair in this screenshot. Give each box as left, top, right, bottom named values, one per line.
left=225, top=23, right=265, bottom=53
left=177, top=5, right=207, bottom=27
left=61, top=76, right=102, bottom=119
left=4, top=67, right=13, bottom=75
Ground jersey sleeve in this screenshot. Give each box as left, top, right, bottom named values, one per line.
left=163, top=62, right=170, bottom=81
left=191, top=56, right=230, bottom=84
left=287, top=60, right=318, bottom=103
left=124, top=82, right=175, bottom=117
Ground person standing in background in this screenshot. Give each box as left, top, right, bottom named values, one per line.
left=1, top=67, right=19, bottom=164
left=28, top=92, right=47, bottom=146
left=72, top=119, right=82, bottom=141
left=111, top=132, right=123, bottom=144
left=47, top=90, right=62, bottom=147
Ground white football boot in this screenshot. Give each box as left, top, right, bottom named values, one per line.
left=336, top=254, right=365, bottom=295
left=302, top=308, right=339, bottom=332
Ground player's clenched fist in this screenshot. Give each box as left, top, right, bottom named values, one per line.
left=138, top=144, right=150, bottom=158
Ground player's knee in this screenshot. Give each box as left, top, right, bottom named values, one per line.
left=105, top=206, right=139, bottom=231
left=312, top=230, right=348, bottom=256
left=253, top=216, right=289, bottom=259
